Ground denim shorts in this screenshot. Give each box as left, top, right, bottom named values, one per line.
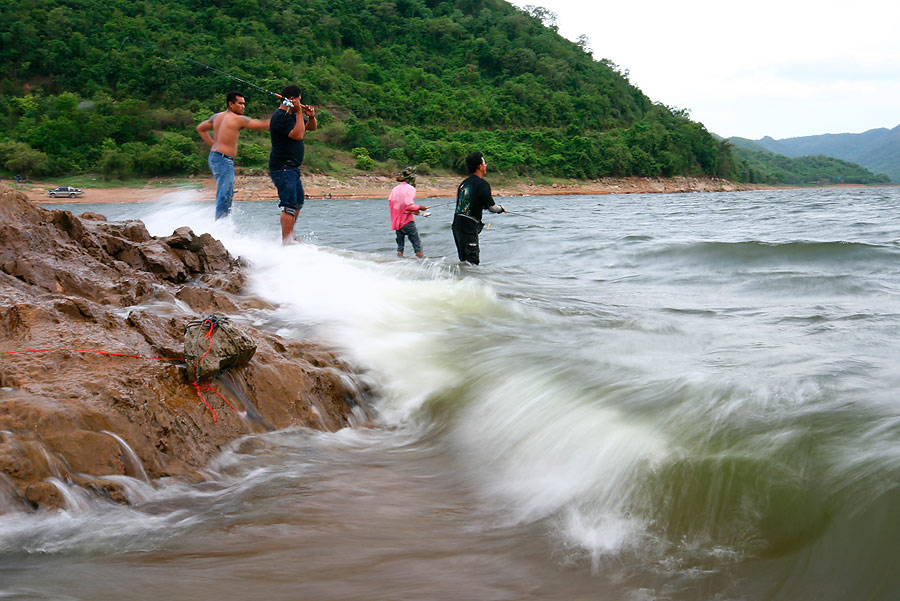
left=269, top=167, right=304, bottom=216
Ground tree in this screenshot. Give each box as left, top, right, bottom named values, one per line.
left=0, top=140, right=51, bottom=178
left=351, top=147, right=375, bottom=170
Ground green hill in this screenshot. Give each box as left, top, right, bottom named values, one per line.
left=726, top=140, right=890, bottom=185
left=0, top=0, right=888, bottom=188
left=0, top=0, right=736, bottom=181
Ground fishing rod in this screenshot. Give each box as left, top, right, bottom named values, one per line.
left=499, top=207, right=538, bottom=218
left=421, top=200, right=455, bottom=209
left=401, top=200, right=454, bottom=217
left=123, top=36, right=286, bottom=102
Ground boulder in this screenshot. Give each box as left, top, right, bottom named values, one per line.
left=184, top=314, right=257, bottom=380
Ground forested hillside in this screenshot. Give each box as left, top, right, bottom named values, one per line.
left=738, top=126, right=900, bottom=183
left=727, top=141, right=890, bottom=185
left=0, top=0, right=888, bottom=187
left=0, top=0, right=736, bottom=180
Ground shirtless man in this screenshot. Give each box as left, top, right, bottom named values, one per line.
left=197, top=91, right=270, bottom=220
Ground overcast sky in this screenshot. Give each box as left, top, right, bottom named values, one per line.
left=510, top=0, right=900, bottom=140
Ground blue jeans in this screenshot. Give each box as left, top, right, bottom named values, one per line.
left=208, top=151, right=235, bottom=220
left=395, top=221, right=423, bottom=254
left=270, top=167, right=304, bottom=216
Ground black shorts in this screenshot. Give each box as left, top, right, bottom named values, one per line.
left=452, top=215, right=481, bottom=264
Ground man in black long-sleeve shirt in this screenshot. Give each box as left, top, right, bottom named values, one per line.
left=269, top=84, right=317, bottom=244
left=452, top=151, right=505, bottom=264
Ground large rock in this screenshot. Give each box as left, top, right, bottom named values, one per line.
left=0, top=185, right=372, bottom=512
left=184, top=314, right=257, bottom=380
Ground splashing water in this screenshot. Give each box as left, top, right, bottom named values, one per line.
left=11, top=187, right=900, bottom=601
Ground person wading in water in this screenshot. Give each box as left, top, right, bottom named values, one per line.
left=388, top=166, right=428, bottom=258
left=268, top=84, right=317, bottom=244
left=452, top=151, right=505, bottom=264
left=197, top=91, right=271, bottom=220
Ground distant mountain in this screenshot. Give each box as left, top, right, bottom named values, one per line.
left=726, top=145, right=889, bottom=186
left=730, top=125, right=900, bottom=182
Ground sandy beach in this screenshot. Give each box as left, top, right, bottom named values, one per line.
left=23, top=173, right=763, bottom=205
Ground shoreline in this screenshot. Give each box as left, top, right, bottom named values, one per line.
left=18, top=174, right=896, bottom=205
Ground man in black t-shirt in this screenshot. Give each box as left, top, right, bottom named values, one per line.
left=269, top=84, right=317, bottom=244
left=452, top=151, right=505, bottom=264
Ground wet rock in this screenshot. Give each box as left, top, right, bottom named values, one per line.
left=162, top=226, right=204, bottom=252
left=175, top=286, right=240, bottom=314
left=126, top=309, right=184, bottom=359
left=80, top=476, right=130, bottom=504
left=45, top=430, right=125, bottom=476
left=139, top=241, right=189, bottom=282
left=183, top=315, right=256, bottom=380
left=123, top=220, right=152, bottom=242
left=196, top=233, right=231, bottom=271
left=25, top=482, right=65, bottom=510
left=0, top=184, right=373, bottom=513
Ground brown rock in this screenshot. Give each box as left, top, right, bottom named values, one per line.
left=0, top=184, right=373, bottom=513
left=25, top=482, right=66, bottom=510
left=183, top=315, right=256, bottom=380
left=162, top=226, right=204, bottom=252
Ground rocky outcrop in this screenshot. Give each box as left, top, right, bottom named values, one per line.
left=0, top=185, right=372, bottom=512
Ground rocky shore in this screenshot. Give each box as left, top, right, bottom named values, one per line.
left=249, top=173, right=759, bottom=201
left=0, top=184, right=372, bottom=512
left=24, top=174, right=761, bottom=205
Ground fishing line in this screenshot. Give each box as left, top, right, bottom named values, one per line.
left=123, top=36, right=286, bottom=101
left=121, top=38, right=462, bottom=115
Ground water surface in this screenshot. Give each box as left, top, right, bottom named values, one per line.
left=4, top=186, right=900, bottom=600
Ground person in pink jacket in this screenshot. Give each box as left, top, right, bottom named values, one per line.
left=388, top=166, right=428, bottom=258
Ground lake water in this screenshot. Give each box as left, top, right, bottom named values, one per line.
left=3, top=186, right=900, bottom=600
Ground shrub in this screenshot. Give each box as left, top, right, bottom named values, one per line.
left=237, top=142, right=267, bottom=166
left=351, top=147, right=375, bottom=171
left=98, top=149, right=134, bottom=180
left=0, top=140, right=52, bottom=178
left=388, top=147, right=409, bottom=164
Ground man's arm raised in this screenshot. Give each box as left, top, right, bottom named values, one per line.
left=302, top=104, right=317, bottom=132
left=288, top=102, right=306, bottom=140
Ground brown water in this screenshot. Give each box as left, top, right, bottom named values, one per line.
left=0, top=429, right=636, bottom=600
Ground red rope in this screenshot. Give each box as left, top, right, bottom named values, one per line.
left=1, top=318, right=240, bottom=423
left=0, top=349, right=180, bottom=361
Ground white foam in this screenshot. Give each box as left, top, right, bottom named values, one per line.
left=129, top=199, right=673, bottom=559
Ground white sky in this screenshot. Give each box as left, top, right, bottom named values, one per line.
left=510, top=0, right=900, bottom=139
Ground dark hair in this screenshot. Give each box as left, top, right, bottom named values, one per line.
left=465, top=151, right=484, bottom=174
left=225, top=91, right=244, bottom=106
left=281, top=84, right=302, bottom=98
